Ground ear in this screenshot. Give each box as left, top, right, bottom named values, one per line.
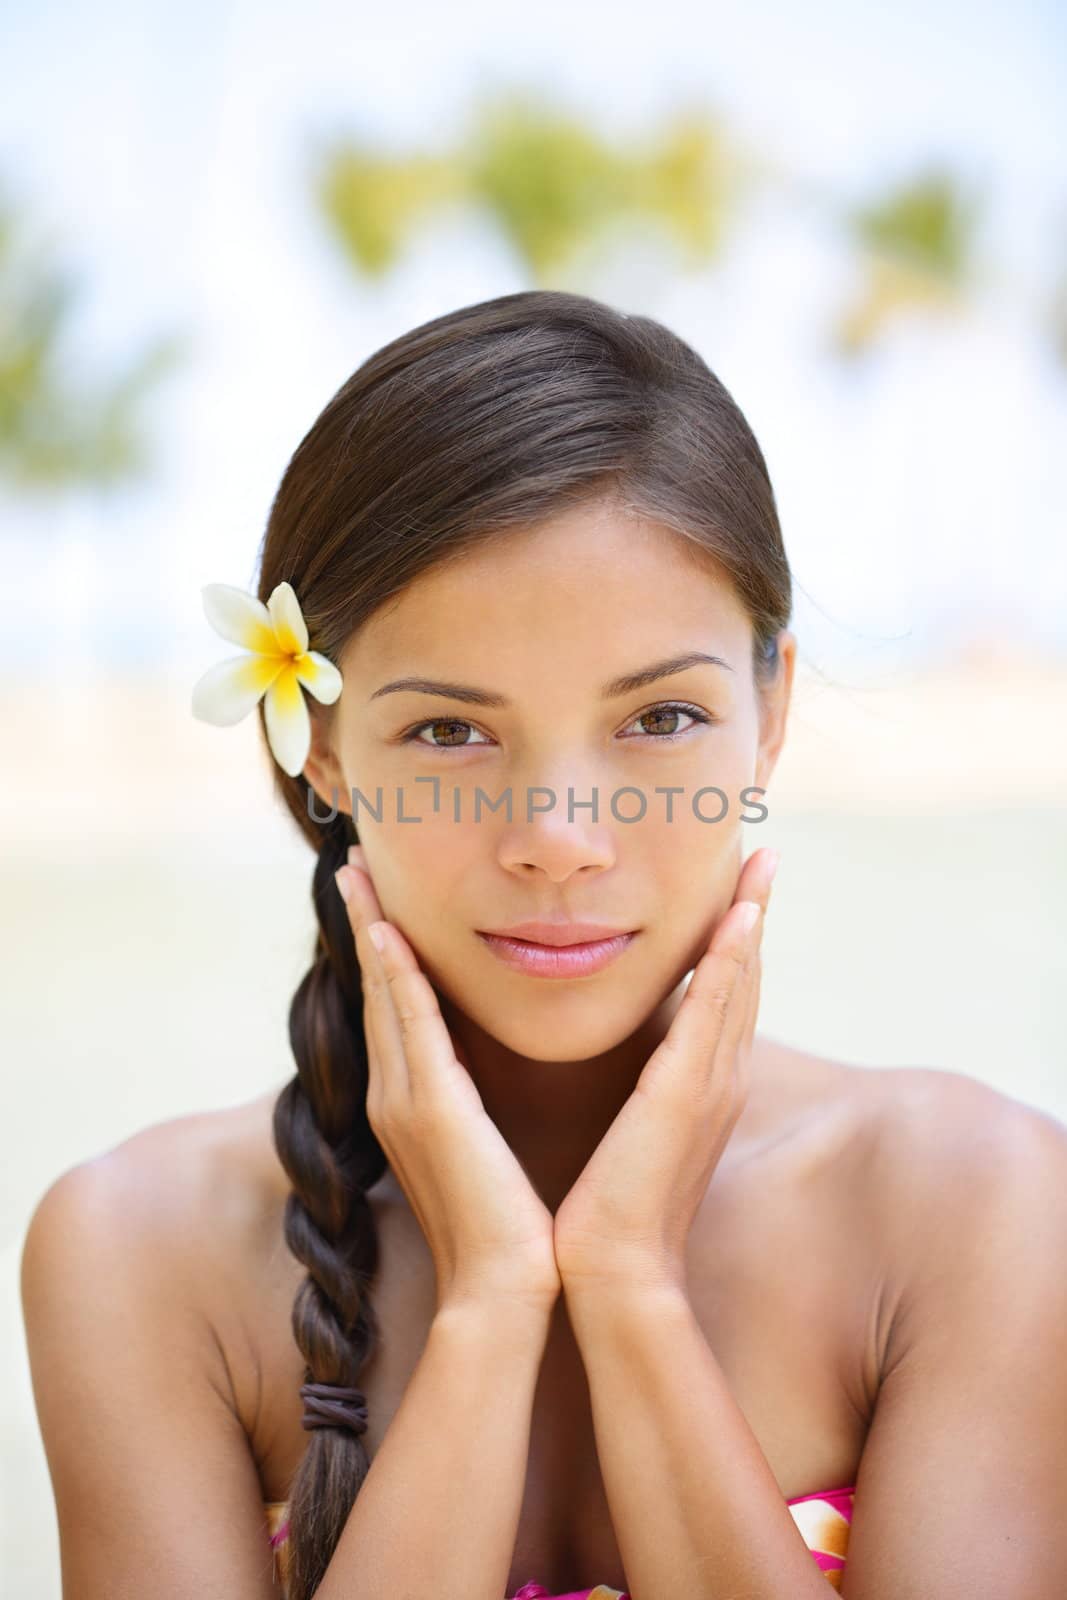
left=753, top=629, right=796, bottom=793
left=302, top=707, right=352, bottom=817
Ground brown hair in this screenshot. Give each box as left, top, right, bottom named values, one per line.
left=257, top=288, right=792, bottom=1596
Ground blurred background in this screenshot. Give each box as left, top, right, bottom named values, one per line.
left=3, top=0, right=1065, bottom=1592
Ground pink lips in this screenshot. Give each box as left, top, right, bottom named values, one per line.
left=475, top=923, right=639, bottom=978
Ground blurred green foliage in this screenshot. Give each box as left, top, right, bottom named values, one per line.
left=313, top=90, right=739, bottom=285
left=1, top=89, right=1062, bottom=506
left=853, top=169, right=979, bottom=280
left=833, top=168, right=984, bottom=356
left=0, top=185, right=186, bottom=495
left=315, top=147, right=464, bottom=277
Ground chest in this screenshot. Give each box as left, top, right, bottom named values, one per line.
left=240, top=1123, right=884, bottom=1598
left=505, top=1255, right=870, bottom=1595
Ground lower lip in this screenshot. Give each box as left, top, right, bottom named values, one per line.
left=476, top=931, right=638, bottom=978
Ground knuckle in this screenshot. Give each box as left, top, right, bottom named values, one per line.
left=388, top=978, right=419, bottom=1028
left=389, top=993, right=421, bottom=1045
left=690, top=980, right=734, bottom=1020
left=722, top=943, right=749, bottom=975
left=387, top=972, right=434, bottom=1037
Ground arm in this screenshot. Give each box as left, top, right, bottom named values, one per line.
left=551, top=858, right=829, bottom=1594
left=565, top=1285, right=835, bottom=1598
left=567, top=1073, right=1067, bottom=1599
left=829, top=1074, right=1067, bottom=1598
left=20, top=1156, right=281, bottom=1600
left=22, top=1144, right=555, bottom=1600
left=316, top=1300, right=551, bottom=1600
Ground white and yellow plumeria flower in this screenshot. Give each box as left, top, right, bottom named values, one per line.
left=191, top=581, right=343, bottom=777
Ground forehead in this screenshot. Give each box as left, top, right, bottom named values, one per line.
left=341, top=501, right=751, bottom=682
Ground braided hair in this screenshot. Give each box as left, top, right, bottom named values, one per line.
left=269, top=810, right=384, bottom=1597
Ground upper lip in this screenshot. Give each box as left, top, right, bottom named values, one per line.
left=478, top=922, right=637, bottom=947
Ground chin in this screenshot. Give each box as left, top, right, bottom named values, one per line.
left=467, top=997, right=647, bottom=1064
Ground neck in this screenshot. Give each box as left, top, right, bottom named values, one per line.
left=436, top=977, right=773, bottom=1215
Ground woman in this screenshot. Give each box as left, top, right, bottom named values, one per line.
left=21, top=290, right=1067, bottom=1599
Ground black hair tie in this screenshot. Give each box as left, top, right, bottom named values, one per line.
left=299, top=1380, right=369, bottom=1436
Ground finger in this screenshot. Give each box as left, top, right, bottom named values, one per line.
left=346, top=843, right=378, bottom=902
left=352, top=927, right=398, bottom=1137
left=333, top=859, right=396, bottom=1106
left=709, top=904, right=762, bottom=1110
left=730, top=939, right=762, bottom=1117
left=734, top=849, right=777, bottom=1056
left=727, top=858, right=777, bottom=1104
left=334, top=857, right=385, bottom=937
left=364, top=922, right=467, bottom=1112
left=708, top=899, right=760, bottom=1044
left=716, top=847, right=776, bottom=1051
left=639, top=902, right=757, bottom=1100
left=739, top=939, right=762, bottom=1076
left=355, top=921, right=414, bottom=1103
left=735, top=846, right=779, bottom=916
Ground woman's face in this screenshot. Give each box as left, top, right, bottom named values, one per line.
left=308, top=497, right=793, bottom=1062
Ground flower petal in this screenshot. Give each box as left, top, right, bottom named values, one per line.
left=267, top=581, right=309, bottom=656
left=264, top=664, right=311, bottom=776
left=202, top=584, right=279, bottom=656
left=293, top=650, right=343, bottom=705
left=191, top=653, right=286, bottom=725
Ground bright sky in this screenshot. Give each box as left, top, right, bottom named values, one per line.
left=3, top=0, right=1066, bottom=677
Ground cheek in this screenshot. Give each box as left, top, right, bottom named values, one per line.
left=642, top=793, right=741, bottom=873
left=370, top=815, right=476, bottom=922
left=651, top=817, right=741, bottom=952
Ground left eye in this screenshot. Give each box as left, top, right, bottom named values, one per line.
left=621, top=702, right=713, bottom=742
left=400, top=702, right=713, bottom=750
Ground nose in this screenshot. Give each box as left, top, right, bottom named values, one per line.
left=496, top=792, right=617, bottom=883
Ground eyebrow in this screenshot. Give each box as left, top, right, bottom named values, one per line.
left=368, top=650, right=734, bottom=707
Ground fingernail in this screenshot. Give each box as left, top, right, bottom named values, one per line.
left=335, top=867, right=353, bottom=904
left=347, top=844, right=364, bottom=872
left=766, top=849, right=781, bottom=884
left=739, top=901, right=760, bottom=934
left=368, top=923, right=385, bottom=954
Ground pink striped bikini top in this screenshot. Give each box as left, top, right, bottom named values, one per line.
left=263, top=1483, right=856, bottom=1595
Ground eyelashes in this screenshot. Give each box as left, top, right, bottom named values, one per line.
left=397, top=701, right=717, bottom=753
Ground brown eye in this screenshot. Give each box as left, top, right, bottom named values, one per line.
left=404, top=718, right=490, bottom=749
left=622, top=702, right=714, bottom=742
left=638, top=707, right=686, bottom=737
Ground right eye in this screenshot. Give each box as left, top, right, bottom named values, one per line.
left=400, top=718, right=493, bottom=750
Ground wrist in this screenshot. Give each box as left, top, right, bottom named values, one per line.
left=562, top=1276, right=691, bottom=1331
left=433, top=1291, right=558, bottom=1346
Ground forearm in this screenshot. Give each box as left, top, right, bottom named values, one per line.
left=566, top=1285, right=834, bottom=1599
left=318, top=1300, right=552, bottom=1600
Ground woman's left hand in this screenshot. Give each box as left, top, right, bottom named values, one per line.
left=552, top=846, right=780, bottom=1299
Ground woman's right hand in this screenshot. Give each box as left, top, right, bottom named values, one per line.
left=335, top=847, right=562, bottom=1319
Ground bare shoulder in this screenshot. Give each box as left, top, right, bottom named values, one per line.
left=750, top=1036, right=1067, bottom=1240
left=27, top=1088, right=292, bottom=1348
left=81, top=1089, right=283, bottom=1247
left=758, top=1035, right=1066, bottom=1176
left=858, top=1061, right=1067, bottom=1206
left=818, top=1057, right=1067, bottom=1345
left=19, top=1091, right=297, bottom=1597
